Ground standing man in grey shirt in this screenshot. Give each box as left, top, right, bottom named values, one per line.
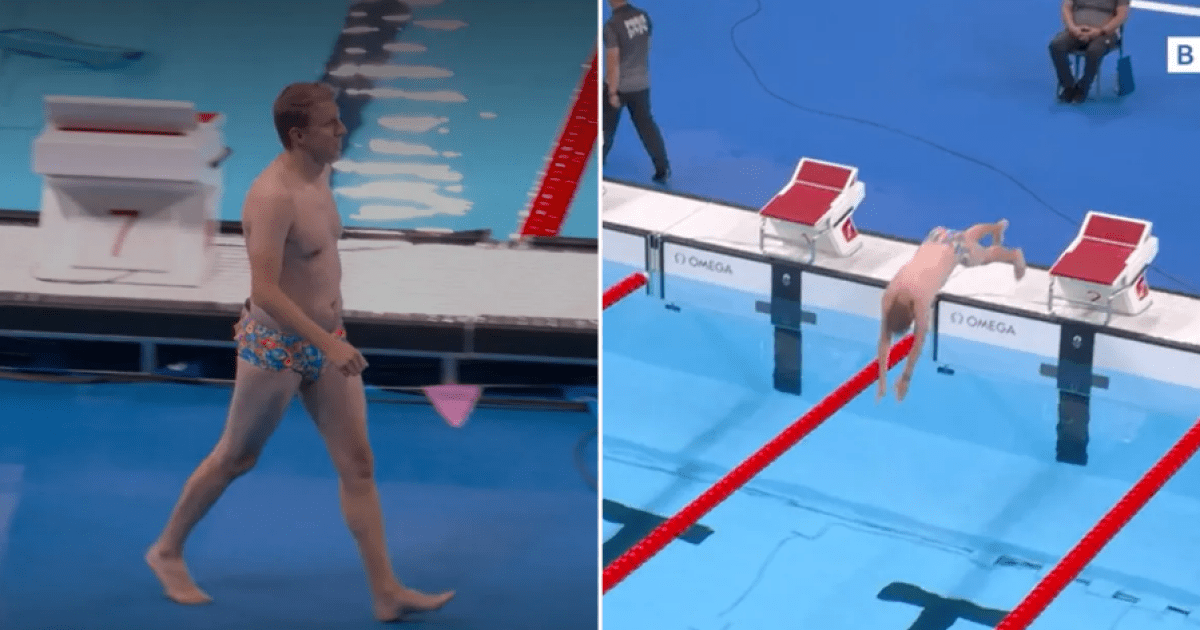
left=1049, top=0, right=1129, bottom=103
left=603, top=0, right=670, bottom=184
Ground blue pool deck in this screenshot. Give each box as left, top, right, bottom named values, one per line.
left=601, top=181, right=1200, bottom=630
left=0, top=378, right=598, bottom=630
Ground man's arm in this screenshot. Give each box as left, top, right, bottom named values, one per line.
left=876, top=288, right=894, bottom=398
left=876, top=322, right=891, bottom=399
left=1061, top=0, right=1084, bottom=36
left=899, top=305, right=930, bottom=383
left=1100, top=4, right=1129, bottom=35
left=244, top=189, right=342, bottom=355
left=603, top=23, right=620, bottom=97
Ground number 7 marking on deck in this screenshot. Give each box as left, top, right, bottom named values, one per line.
left=109, top=209, right=140, bottom=257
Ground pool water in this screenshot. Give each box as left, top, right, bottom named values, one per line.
left=602, top=260, right=1200, bottom=630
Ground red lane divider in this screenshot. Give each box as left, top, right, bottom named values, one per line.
left=603, top=272, right=649, bottom=309
left=518, top=49, right=598, bottom=238
left=602, top=334, right=916, bottom=593
left=995, top=416, right=1200, bottom=630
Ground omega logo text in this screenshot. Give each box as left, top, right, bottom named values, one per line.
left=674, top=252, right=734, bottom=275
left=949, top=311, right=1016, bottom=335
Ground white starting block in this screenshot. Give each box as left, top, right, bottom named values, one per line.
left=31, top=95, right=231, bottom=287
left=758, top=157, right=865, bottom=264
left=1048, top=210, right=1158, bottom=324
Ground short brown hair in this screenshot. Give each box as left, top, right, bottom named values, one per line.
left=884, top=299, right=914, bottom=337
left=272, top=82, right=336, bottom=149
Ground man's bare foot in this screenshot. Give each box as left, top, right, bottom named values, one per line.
left=1013, top=248, right=1026, bottom=281
left=374, top=587, right=455, bottom=622
left=145, top=545, right=212, bottom=605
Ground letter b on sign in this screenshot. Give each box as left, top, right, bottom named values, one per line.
left=1168, top=37, right=1200, bottom=73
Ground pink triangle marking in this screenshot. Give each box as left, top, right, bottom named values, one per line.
left=424, top=384, right=482, bottom=428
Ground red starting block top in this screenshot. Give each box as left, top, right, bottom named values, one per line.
left=198, top=112, right=218, bottom=124
left=761, top=183, right=841, bottom=226
left=797, top=160, right=854, bottom=190
left=1051, top=240, right=1133, bottom=285
left=1051, top=213, right=1149, bottom=285
left=1083, top=213, right=1145, bottom=245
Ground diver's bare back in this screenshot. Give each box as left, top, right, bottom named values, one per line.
left=893, top=241, right=957, bottom=308
left=245, top=159, right=344, bottom=334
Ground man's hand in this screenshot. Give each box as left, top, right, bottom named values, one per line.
left=326, top=338, right=368, bottom=377
left=1077, top=25, right=1097, bottom=40
left=608, top=91, right=621, bottom=108
left=895, top=372, right=911, bottom=402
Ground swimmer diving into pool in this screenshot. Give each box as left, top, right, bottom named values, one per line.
left=145, top=82, right=454, bottom=622
left=876, top=220, right=1026, bottom=402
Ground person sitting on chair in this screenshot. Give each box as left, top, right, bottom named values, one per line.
left=1049, top=0, right=1129, bottom=103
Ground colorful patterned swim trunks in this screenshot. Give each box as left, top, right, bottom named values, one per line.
left=233, top=302, right=347, bottom=381
left=925, top=226, right=973, bottom=266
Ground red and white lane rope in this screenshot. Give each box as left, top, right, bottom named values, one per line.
left=995, top=416, right=1200, bottom=629
left=517, top=49, right=598, bottom=238
left=602, top=272, right=649, bottom=309
left=602, top=333, right=917, bottom=592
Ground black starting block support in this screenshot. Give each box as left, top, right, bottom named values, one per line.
left=1039, top=321, right=1107, bottom=466
left=769, top=263, right=811, bottom=395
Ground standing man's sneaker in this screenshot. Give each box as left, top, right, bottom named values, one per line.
left=652, top=168, right=670, bottom=184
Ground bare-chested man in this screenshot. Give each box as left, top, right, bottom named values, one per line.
left=145, top=82, right=454, bottom=622
left=876, top=220, right=1027, bottom=402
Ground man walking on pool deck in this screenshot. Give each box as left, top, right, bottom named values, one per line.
left=876, top=220, right=1027, bottom=402
left=145, top=82, right=454, bottom=622
left=603, top=0, right=670, bottom=184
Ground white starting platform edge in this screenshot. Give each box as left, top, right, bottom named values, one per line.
left=602, top=178, right=1200, bottom=400
left=0, top=224, right=598, bottom=326
left=0, top=219, right=598, bottom=376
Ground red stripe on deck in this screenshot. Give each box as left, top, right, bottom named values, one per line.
left=58, top=112, right=219, bottom=136
left=58, top=127, right=184, bottom=136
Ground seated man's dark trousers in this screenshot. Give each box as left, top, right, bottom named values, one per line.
left=1050, top=30, right=1119, bottom=100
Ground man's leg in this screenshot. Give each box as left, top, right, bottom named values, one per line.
left=602, top=82, right=623, bottom=164
left=969, top=245, right=1026, bottom=279
left=962, top=220, right=1006, bottom=246
left=961, top=221, right=1026, bottom=279
left=299, top=369, right=454, bottom=622
left=147, top=359, right=302, bottom=604
left=622, top=89, right=670, bottom=181
left=1076, top=33, right=1118, bottom=97
left=1049, top=30, right=1083, bottom=98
